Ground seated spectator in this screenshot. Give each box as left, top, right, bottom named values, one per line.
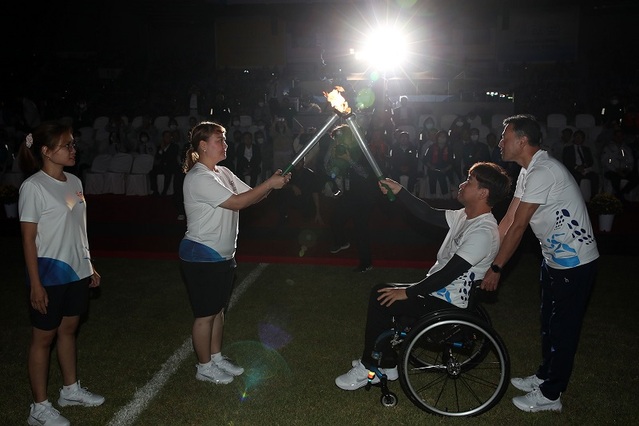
left=254, top=128, right=273, bottom=182
left=138, top=131, right=157, bottom=156
left=235, top=131, right=262, bottom=187
left=253, top=98, right=272, bottom=125
left=461, top=127, right=490, bottom=177
left=601, top=128, right=638, bottom=202
left=392, top=96, right=416, bottom=127
left=550, top=127, right=573, bottom=161
left=418, top=116, right=438, bottom=147
left=424, top=130, right=455, bottom=197
left=562, top=130, right=599, bottom=196
left=600, top=94, right=624, bottom=127
left=106, top=115, right=128, bottom=146
left=106, top=130, right=126, bottom=154
left=462, top=110, right=483, bottom=129
left=150, top=130, right=180, bottom=196
left=448, top=117, right=466, bottom=183
left=127, top=115, right=159, bottom=152
left=270, top=117, right=294, bottom=172
left=389, top=131, right=419, bottom=193
left=417, top=120, right=437, bottom=177
left=168, top=117, right=186, bottom=149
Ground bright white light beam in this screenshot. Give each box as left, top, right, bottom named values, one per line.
left=355, top=26, right=408, bottom=71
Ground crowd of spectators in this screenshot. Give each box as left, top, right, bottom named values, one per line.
left=2, top=67, right=639, bottom=206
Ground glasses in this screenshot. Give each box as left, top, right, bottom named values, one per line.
left=57, top=142, right=77, bottom=151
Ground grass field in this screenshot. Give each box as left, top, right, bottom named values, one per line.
left=1, top=234, right=637, bottom=425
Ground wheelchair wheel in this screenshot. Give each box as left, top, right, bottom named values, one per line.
left=473, top=304, right=491, bottom=325
left=398, top=310, right=510, bottom=417
left=380, top=392, right=398, bottom=407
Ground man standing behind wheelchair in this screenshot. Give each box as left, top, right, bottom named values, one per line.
left=335, top=162, right=511, bottom=391
left=482, top=114, right=599, bottom=413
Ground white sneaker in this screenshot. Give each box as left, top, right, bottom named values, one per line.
left=334, top=359, right=398, bottom=391
left=196, top=362, right=234, bottom=384
left=28, top=401, right=70, bottom=426
left=512, top=388, right=562, bottom=412
left=382, top=366, right=399, bottom=381
left=511, top=374, right=544, bottom=392
left=212, top=355, right=244, bottom=376
left=57, top=381, right=105, bottom=407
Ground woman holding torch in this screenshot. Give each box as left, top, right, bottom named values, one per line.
left=179, top=122, right=290, bottom=384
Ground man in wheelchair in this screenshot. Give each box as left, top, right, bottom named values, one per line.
left=335, top=162, right=511, bottom=391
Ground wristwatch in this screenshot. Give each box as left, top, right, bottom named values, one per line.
left=491, top=264, right=502, bottom=273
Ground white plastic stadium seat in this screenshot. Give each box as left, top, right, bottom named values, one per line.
left=84, top=154, right=112, bottom=195
left=103, top=153, right=133, bottom=194
left=1, top=155, right=25, bottom=187
left=93, top=116, right=109, bottom=130
left=575, top=113, right=596, bottom=129
left=130, top=115, right=144, bottom=129
left=125, top=154, right=154, bottom=196
left=153, top=115, right=170, bottom=131
left=546, top=113, right=568, bottom=139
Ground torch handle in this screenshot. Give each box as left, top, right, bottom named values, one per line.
left=379, top=181, right=396, bottom=202
left=345, top=116, right=395, bottom=202
left=282, top=114, right=341, bottom=175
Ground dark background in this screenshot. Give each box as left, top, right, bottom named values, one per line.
left=2, top=0, right=639, bottom=120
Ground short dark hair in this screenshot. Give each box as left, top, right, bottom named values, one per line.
left=503, top=114, right=542, bottom=147
left=469, top=162, right=512, bottom=207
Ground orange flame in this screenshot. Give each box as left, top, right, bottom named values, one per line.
left=323, top=86, right=351, bottom=115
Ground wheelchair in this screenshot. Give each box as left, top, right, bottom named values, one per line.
left=364, top=284, right=510, bottom=417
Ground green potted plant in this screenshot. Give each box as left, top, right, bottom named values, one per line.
left=588, top=192, right=623, bottom=215
left=588, top=192, right=623, bottom=232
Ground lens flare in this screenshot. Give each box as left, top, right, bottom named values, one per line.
left=225, top=341, right=292, bottom=403
left=396, top=0, right=417, bottom=8
left=356, top=87, right=376, bottom=110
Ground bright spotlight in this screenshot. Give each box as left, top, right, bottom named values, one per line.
left=355, top=26, right=407, bottom=71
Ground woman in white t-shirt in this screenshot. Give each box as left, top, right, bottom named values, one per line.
left=179, top=121, right=290, bottom=385
left=18, top=121, right=104, bottom=426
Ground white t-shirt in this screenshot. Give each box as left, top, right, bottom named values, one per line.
left=179, top=162, right=251, bottom=262
left=427, top=208, right=500, bottom=308
left=514, top=150, right=599, bottom=269
left=19, top=171, right=93, bottom=286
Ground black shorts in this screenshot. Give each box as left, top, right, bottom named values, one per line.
left=180, top=258, right=237, bottom=318
left=29, top=278, right=91, bottom=331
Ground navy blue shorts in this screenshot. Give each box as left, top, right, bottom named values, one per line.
left=29, top=277, right=91, bottom=331
left=180, top=258, right=237, bottom=318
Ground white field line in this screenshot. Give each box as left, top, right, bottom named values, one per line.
left=107, top=263, right=269, bottom=426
